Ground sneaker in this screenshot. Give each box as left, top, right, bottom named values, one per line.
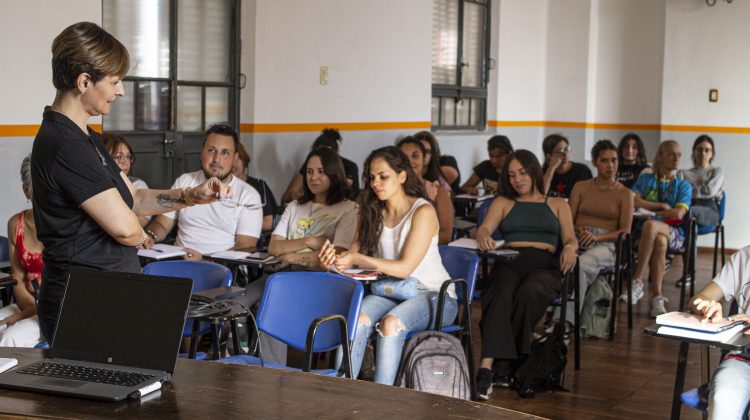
left=650, top=296, right=669, bottom=318
left=477, top=368, right=494, bottom=400
left=619, top=280, right=644, bottom=304
left=493, top=373, right=513, bottom=388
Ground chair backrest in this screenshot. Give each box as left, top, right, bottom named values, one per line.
left=0, top=236, right=9, bottom=262
left=476, top=199, right=502, bottom=240
left=142, top=260, right=232, bottom=291
left=257, top=272, right=364, bottom=352
left=438, top=246, right=479, bottom=304
left=718, top=191, right=726, bottom=222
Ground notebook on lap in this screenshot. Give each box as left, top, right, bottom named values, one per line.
left=0, top=268, right=192, bottom=401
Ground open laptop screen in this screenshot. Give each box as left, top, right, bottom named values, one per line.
left=50, top=269, right=192, bottom=373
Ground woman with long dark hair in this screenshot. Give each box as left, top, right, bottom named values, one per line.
left=616, top=133, right=650, bottom=189
left=474, top=149, right=577, bottom=400
left=397, top=136, right=454, bottom=244
left=541, top=134, right=592, bottom=198
left=319, top=146, right=457, bottom=385
left=413, top=130, right=460, bottom=193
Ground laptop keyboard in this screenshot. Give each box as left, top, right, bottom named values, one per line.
left=18, top=362, right=155, bottom=387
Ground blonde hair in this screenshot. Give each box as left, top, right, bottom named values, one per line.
left=652, top=140, right=679, bottom=176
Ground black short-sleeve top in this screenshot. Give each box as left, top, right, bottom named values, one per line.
left=31, top=108, right=141, bottom=325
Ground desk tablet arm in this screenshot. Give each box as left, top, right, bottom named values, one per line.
left=304, top=314, right=352, bottom=379
left=435, top=278, right=468, bottom=331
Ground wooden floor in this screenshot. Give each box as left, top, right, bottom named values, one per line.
left=477, top=251, right=726, bottom=419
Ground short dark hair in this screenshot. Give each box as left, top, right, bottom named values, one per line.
left=51, top=22, right=130, bottom=91
left=692, top=134, right=715, bottom=167
left=488, top=135, right=513, bottom=154
left=204, top=123, right=240, bottom=150
left=617, top=133, right=649, bottom=166
left=312, top=128, right=342, bottom=152
left=299, top=147, right=351, bottom=205
left=591, top=139, right=617, bottom=161
left=498, top=150, right=545, bottom=198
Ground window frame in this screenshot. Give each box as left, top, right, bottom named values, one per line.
left=431, top=0, right=492, bottom=131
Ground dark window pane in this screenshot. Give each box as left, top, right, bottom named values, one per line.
left=137, top=81, right=170, bottom=131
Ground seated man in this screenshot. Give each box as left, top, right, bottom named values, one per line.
left=690, top=246, right=750, bottom=419
left=145, top=124, right=262, bottom=258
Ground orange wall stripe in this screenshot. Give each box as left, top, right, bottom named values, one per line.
left=0, top=124, right=103, bottom=137
left=489, top=120, right=749, bottom=133
left=240, top=121, right=430, bottom=133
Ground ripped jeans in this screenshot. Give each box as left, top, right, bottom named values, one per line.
left=349, top=290, right=458, bottom=385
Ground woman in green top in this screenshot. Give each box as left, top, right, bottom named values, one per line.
left=473, top=149, right=577, bottom=400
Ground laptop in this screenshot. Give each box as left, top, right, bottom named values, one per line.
left=0, top=268, right=192, bottom=401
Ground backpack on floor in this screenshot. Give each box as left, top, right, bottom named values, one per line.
left=580, top=275, right=614, bottom=339
left=511, top=321, right=568, bottom=398
left=395, top=331, right=471, bottom=400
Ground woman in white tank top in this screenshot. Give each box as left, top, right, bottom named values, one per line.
left=319, top=146, right=457, bottom=385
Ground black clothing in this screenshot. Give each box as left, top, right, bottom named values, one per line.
left=547, top=162, right=593, bottom=198
left=32, top=107, right=141, bottom=341
left=439, top=155, right=461, bottom=195
left=480, top=248, right=562, bottom=359
left=247, top=176, right=279, bottom=218
left=616, top=163, right=650, bottom=189
left=473, top=160, right=502, bottom=195
left=298, top=156, right=360, bottom=200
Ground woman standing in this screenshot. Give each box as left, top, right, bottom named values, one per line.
left=32, top=22, right=230, bottom=341
left=678, top=135, right=725, bottom=226
left=1, top=156, right=44, bottom=347
left=397, top=136, right=454, bottom=244
left=474, top=150, right=577, bottom=400
left=319, top=146, right=458, bottom=385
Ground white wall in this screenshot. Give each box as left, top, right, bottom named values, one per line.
left=0, top=0, right=101, bottom=233
left=662, top=0, right=750, bottom=248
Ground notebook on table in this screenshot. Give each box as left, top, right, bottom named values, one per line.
left=0, top=268, right=192, bottom=401
left=656, top=311, right=749, bottom=343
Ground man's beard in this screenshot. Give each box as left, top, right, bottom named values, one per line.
left=203, top=168, right=232, bottom=183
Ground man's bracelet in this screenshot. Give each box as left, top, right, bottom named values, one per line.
left=180, top=187, right=195, bottom=206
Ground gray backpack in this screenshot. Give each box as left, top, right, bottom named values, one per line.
left=395, top=331, right=471, bottom=400
left=580, top=276, right=613, bottom=339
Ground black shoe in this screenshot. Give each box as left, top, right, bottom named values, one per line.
left=493, top=373, right=513, bottom=388
left=477, top=368, right=493, bottom=400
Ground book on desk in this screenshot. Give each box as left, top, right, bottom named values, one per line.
left=454, top=193, right=494, bottom=202
left=207, top=250, right=274, bottom=263
left=656, top=311, right=748, bottom=343
left=137, top=244, right=187, bottom=260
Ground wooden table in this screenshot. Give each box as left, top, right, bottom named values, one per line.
left=645, top=323, right=750, bottom=420
left=0, top=348, right=540, bottom=419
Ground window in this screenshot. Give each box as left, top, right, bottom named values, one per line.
left=103, top=0, right=239, bottom=132
left=431, top=0, right=491, bottom=131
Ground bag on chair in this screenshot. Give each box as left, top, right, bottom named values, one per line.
left=580, top=275, right=613, bottom=339
left=395, top=331, right=471, bottom=400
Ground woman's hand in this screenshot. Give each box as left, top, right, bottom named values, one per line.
left=548, top=154, right=563, bottom=171
left=189, top=177, right=233, bottom=204
left=476, top=230, right=497, bottom=252
left=464, top=186, right=479, bottom=195
left=333, top=251, right=357, bottom=271
left=318, top=240, right=337, bottom=269
left=577, top=229, right=598, bottom=248
left=559, top=245, right=577, bottom=274
left=424, top=181, right=439, bottom=201
left=692, top=297, right=723, bottom=322
left=183, top=247, right=203, bottom=261
left=0, top=313, right=23, bottom=327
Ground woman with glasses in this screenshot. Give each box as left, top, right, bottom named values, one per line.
left=413, top=131, right=460, bottom=194
left=616, top=133, right=651, bottom=189
left=678, top=135, right=725, bottom=226
left=542, top=134, right=593, bottom=199
left=1, top=156, right=44, bottom=347
left=397, top=136, right=454, bottom=244
left=102, top=133, right=149, bottom=226
left=460, top=135, right=514, bottom=196
left=232, top=142, right=278, bottom=231
left=32, top=22, right=231, bottom=342
left=473, top=150, right=577, bottom=400
left=318, top=146, right=457, bottom=386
